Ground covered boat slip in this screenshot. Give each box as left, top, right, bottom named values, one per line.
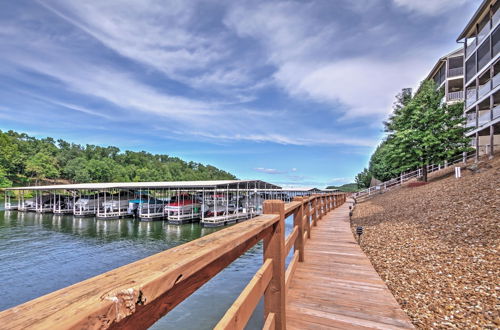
left=3, top=180, right=337, bottom=226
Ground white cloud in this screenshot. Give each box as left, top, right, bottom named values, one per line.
left=37, top=0, right=257, bottom=94
left=254, top=168, right=286, bottom=174
left=224, top=1, right=446, bottom=119
left=392, top=0, right=468, bottom=15
left=276, top=57, right=430, bottom=118
left=0, top=0, right=465, bottom=149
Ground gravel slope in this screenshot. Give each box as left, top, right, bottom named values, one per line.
left=351, top=157, right=500, bottom=329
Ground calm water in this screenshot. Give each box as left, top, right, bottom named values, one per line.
left=0, top=209, right=294, bottom=329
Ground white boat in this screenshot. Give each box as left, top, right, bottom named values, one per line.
left=74, top=195, right=100, bottom=216
left=165, top=194, right=202, bottom=223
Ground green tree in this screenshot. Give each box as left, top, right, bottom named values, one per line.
left=384, top=80, right=470, bottom=181
left=25, top=152, right=60, bottom=184
left=355, top=168, right=372, bottom=189
left=0, top=166, right=12, bottom=188
left=368, top=139, right=399, bottom=182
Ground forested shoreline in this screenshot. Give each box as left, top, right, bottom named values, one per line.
left=0, top=130, right=235, bottom=188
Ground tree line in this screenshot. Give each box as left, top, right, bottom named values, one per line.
left=355, top=80, right=471, bottom=189
left=0, top=130, right=236, bottom=187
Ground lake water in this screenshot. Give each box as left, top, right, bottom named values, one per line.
left=0, top=209, right=294, bottom=329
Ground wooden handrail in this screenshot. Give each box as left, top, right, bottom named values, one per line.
left=284, top=201, right=301, bottom=218
left=285, top=225, right=299, bottom=254
left=0, top=214, right=279, bottom=329
left=215, top=259, right=274, bottom=329
left=285, top=251, right=299, bottom=292
left=262, top=313, right=276, bottom=330
left=0, top=193, right=346, bottom=330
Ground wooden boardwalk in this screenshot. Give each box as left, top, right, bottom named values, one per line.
left=286, top=200, right=414, bottom=329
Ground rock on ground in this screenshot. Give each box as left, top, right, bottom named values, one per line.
left=351, top=157, right=500, bottom=329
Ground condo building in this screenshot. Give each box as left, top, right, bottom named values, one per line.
left=426, top=48, right=464, bottom=105
left=458, top=0, right=500, bottom=157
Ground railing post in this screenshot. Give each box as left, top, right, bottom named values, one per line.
left=305, top=198, right=311, bottom=238
left=321, top=196, right=325, bottom=217
left=263, top=200, right=286, bottom=330
left=317, top=195, right=322, bottom=220
left=292, top=197, right=305, bottom=262
left=321, top=196, right=326, bottom=217
left=312, top=196, right=318, bottom=227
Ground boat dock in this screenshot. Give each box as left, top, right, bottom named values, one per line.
left=0, top=193, right=416, bottom=329
left=2, top=180, right=337, bottom=226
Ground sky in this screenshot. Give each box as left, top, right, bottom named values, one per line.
left=0, top=0, right=482, bottom=188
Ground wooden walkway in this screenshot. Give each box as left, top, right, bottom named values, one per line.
left=286, top=200, right=414, bottom=329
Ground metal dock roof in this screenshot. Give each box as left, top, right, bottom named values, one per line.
left=4, top=180, right=282, bottom=191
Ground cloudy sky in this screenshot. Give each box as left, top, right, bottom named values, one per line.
left=0, top=0, right=481, bottom=187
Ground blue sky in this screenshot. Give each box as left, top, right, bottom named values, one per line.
left=0, top=0, right=481, bottom=187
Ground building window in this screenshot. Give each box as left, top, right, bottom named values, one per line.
left=493, top=26, right=500, bottom=57
left=477, top=38, right=491, bottom=71
left=466, top=54, right=477, bottom=82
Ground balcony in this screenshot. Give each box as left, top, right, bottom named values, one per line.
left=494, top=9, right=500, bottom=28
left=478, top=81, right=492, bottom=98
left=447, top=90, right=464, bottom=101
left=478, top=110, right=491, bottom=126
left=477, top=23, right=491, bottom=45
left=448, top=67, right=463, bottom=77
left=493, top=104, right=500, bottom=119
left=465, top=119, right=476, bottom=128
left=494, top=72, right=500, bottom=88
left=466, top=89, right=477, bottom=107
left=466, top=39, right=476, bottom=58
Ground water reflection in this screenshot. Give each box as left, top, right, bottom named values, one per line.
left=0, top=211, right=294, bottom=329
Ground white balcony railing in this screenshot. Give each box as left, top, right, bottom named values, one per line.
left=447, top=91, right=464, bottom=101
left=466, top=89, right=477, bottom=107
left=448, top=67, right=463, bottom=77
left=478, top=23, right=491, bottom=44
left=478, top=81, right=492, bottom=98
left=478, top=111, right=491, bottom=126
left=494, top=9, right=500, bottom=27
left=493, top=105, right=500, bottom=119
left=466, top=38, right=476, bottom=58
left=493, top=72, right=500, bottom=88
left=465, top=120, right=476, bottom=128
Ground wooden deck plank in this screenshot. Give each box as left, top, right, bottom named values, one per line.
left=286, top=200, right=414, bottom=329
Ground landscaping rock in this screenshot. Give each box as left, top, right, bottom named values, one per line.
left=351, top=157, right=500, bottom=329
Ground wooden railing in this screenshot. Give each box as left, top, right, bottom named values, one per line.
left=0, top=193, right=346, bottom=330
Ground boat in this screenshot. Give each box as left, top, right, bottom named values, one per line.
left=165, top=194, right=202, bottom=224
left=73, top=194, right=100, bottom=217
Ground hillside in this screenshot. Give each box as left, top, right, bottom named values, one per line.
left=351, top=157, right=500, bottom=328
left=326, top=183, right=359, bottom=192
left=0, top=130, right=235, bottom=187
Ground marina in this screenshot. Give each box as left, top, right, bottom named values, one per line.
left=3, top=180, right=338, bottom=227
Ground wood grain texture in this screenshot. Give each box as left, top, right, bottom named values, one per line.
left=262, top=313, right=275, bottom=330
left=285, top=251, right=299, bottom=293
left=0, top=214, right=279, bottom=330
left=292, top=196, right=305, bottom=262
left=285, top=225, right=298, bottom=255
left=263, top=200, right=286, bottom=330
left=286, top=200, right=414, bottom=329
left=215, top=259, right=273, bottom=330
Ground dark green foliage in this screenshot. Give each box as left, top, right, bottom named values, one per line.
left=354, top=168, right=372, bottom=189
left=368, top=139, right=399, bottom=182
left=357, top=81, right=471, bottom=184
left=0, top=130, right=236, bottom=186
